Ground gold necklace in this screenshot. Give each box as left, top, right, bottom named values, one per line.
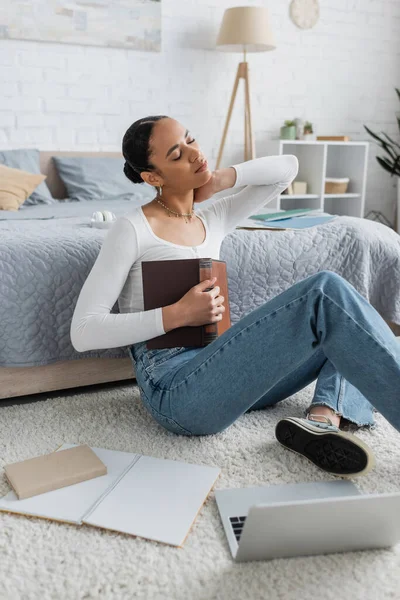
left=155, top=197, right=195, bottom=224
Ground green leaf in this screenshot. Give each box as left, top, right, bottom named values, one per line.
left=377, top=156, right=400, bottom=177
left=364, top=125, right=397, bottom=159
left=393, top=154, right=400, bottom=174
left=376, top=157, right=395, bottom=175
left=364, top=87, right=400, bottom=178
left=381, top=146, right=397, bottom=162
left=381, top=131, right=400, bottom=151
left=364, top=124, right=387, bottom=145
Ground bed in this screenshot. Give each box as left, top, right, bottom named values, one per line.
left=1, top=151, right=399, bottom=400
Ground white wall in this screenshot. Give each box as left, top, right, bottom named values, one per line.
left=0, top=0, right=399, bottom=223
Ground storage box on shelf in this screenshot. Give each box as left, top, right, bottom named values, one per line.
left=259, top=140, right=369, bottom=218
left=325, top=178, right=349, bottom=194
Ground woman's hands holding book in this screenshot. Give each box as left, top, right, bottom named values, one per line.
left=178, top=276, right=225, bottom=327
left=162, top=277, right=225, bottom=331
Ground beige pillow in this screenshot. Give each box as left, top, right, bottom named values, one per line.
left=0, top=164, right=47, bottom=211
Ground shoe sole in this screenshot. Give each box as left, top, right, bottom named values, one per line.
left=275, top=418, right=375, bottom=478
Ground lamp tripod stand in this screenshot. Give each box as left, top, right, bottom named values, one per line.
left=215, top=51, right=255, bottom=170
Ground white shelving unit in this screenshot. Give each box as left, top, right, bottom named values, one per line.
left=260, top=140, right=369, bottom=218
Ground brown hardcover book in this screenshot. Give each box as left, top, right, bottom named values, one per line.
left=142, top=258, right=231, bottom=350
left=316, top=136, right=350, bottom=141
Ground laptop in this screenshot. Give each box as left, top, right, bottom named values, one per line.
left=215, top=480, right=400, bottom=562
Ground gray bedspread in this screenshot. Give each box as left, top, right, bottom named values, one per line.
left=1, top=198, right=399, bottom=368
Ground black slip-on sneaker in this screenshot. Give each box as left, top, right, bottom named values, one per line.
left=275, top=415, right=375, bottom=478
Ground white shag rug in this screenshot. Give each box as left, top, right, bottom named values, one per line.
left=1, top=379, right=400, bottom=600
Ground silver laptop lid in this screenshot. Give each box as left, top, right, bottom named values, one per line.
left=215, top=480, right=360, bottom=559
left=235, top=492, right=400, bottom=562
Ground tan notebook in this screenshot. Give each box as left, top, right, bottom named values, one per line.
left=4, top=444, right=107, bottom=500
left=142, top=257, right=231, bottom=349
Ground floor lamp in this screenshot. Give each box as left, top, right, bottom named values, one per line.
left=215, top=6, right=276, bottom=169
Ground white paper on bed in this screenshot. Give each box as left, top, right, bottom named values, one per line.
left=0, top=443, right=220, bottom=547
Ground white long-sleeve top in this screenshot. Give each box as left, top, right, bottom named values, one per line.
left=70, top=154, right=299, bottom=352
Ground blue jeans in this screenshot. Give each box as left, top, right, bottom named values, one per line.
left=128, top=271, right=400, bottom=437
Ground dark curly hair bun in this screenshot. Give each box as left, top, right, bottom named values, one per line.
left=123, top=161, right=143, bottom=184
left=122, top=115, right=169, bottom=187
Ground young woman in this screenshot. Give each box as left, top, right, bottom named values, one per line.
left=71, top=115, right=400, bottom=479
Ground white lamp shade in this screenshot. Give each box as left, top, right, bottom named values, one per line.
left=216, top=6, right=276, bottom=53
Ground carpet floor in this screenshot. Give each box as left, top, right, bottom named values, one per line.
left=0, top=379, right=399, bottom=600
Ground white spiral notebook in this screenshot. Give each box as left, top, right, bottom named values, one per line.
left=0, top=443, right=220, bottom=547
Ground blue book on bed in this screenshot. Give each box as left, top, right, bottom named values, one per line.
left=250, top=208, right=319, bottom=222
left=252, top=215, right=337, bottom=229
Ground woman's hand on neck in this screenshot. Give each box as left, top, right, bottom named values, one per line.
left=193, top=167, right=237, bottom=204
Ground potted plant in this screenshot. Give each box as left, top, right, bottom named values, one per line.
left=303, top=121, right=315, bottom=141
left=364, top=87, right=400, bottom=233
left=280, top=120, right=297, bottom=140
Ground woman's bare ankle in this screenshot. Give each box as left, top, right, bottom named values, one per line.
left=307, top=406, right=341, bottom=428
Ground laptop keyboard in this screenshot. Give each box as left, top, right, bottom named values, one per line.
left=229, top=516, right=247, bottom=542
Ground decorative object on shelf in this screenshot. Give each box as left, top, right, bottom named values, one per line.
left=294, top=118, right=305, bottom=140
left=293, top=181, right=308, bottom=194
left=280, top=120, right=297, bottom=140
left=282, top=183, right=294, bottom=195
left=0, top=0, right=161, bottom=51
left=317, top=136, right=350, bottom=141
left=290, top=0, right=320, bottom=30
left=303, top=121, right=316, bottom=141
left=215, top=6, right=276, bottom=168
left=364, top=87, right=400, bottom=233
left=365, top=210, right=394, bottom=230
left=264, top=139, right=368, bottom=219
left=324, top=177, right=349, bottom=194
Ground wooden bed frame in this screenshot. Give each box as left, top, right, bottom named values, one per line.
left=1, top=151, right=399, bottom=400
left=1, top=151, right=136, bottom=400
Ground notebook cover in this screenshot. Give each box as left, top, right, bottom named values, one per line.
left=257, top=216, right=336, bottom=229
left=236, top=219, right=288, bottom=230
left=249, top=208, right=317, bottom=221
left=0, top=443, right=221, bottom=548
left=4, top=444, right=107, bottom=500
left=142, top=258, right=231, bottom=349
left=0, top=444, right=138, bottom=525
left=83, top=454, right=221, bottom=548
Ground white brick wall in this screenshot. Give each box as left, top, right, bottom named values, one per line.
left=0, top=0, right=399, bottom=222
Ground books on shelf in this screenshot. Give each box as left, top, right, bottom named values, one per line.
left=316, top=136, right=350, bottom=141
left=0, top=443, right=221, bottom=547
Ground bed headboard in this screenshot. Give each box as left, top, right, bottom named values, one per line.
left=39, top=151, right=123, bottom=199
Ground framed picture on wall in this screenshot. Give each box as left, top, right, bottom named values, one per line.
left=0, top=0, right=161, bottom=51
